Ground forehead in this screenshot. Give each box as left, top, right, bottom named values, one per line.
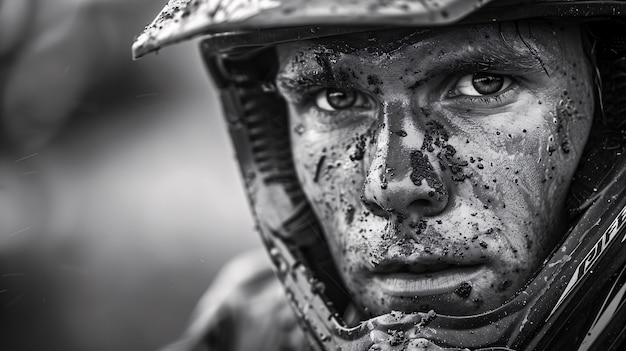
left=276, top=22, right=581, bottom=71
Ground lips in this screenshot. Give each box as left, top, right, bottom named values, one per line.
left=372, top=262, right=485, bottom=297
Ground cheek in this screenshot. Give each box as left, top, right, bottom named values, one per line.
left=539, top=29, right=595, bottom=166
left=290, top=124, right=375, bottom=254
left=533, top=58, right=594, bottom=206
left=432, top=99, right=588, bottom=260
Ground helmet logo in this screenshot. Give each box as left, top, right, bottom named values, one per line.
left=550, top=204, right=626, bottom=318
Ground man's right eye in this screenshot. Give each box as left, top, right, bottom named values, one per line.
left=315, top=88, right=371, bottom=111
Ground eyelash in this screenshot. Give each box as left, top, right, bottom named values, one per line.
left=294, top=87, right=377, bottom=128
left=450, top=86, right=518, bottom=106
left=314, top=88, right=373, bottom=111
left=445, top=73, right=519, bottom=106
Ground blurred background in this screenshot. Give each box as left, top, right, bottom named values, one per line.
left=0, top=1, right=259, bottom=350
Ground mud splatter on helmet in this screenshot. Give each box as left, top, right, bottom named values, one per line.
left=134, top=1, right=626, bottom=350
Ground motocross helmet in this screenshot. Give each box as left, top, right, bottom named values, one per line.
left=134, top=1, right=626, bottom=350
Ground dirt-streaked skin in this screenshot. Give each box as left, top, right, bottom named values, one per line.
left=276, top=22, right=594, bottom=317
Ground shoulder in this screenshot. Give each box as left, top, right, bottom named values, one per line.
left=163, top=249, right=309, bottom=351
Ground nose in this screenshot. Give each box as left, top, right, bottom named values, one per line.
left=361, top=102, right=449, bottom=218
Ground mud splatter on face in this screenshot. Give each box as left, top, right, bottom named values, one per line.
left=367, top=75, right=383, bottom=86
left=409, top=219, right=427, bottom=236
left=454, top=282, right=472, bottom=298
left=395, top=130, right=408, bottom=137
left=420, top=121, right=447, bottom=153
left=420, top=121, right=471, bottom=181
left=278, top=21, right=594, bottom=318
left=409, top=150, right=446, bottom=201
left=314, top=155, right=326, bottom=183
left=294, top=124, right=305, bottom=135
left=345, top=204, right=356, bottom=225
left=555, top=97, right=578, bottom=154
left=350, top=134, right=367, bottom=161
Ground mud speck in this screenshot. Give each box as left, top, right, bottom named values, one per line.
left=350, top=134, right=367, bottom=161
left=417, top=309, right=437, bottom=329
left=556, top=99, right=573, bottom=154
left=409, top=219, right=428, bottom=235
left=454, top=282, right=472, bottom=298
left=387, top=329, right=405, bottom=346
left=395, top=130, right=407, bottom=137
left=294, top=124, right=305, bottom=135
left=314, top=155, right=326, bottom=183
left=409, top=150, right=446, bottom=201
left=367, top=74, right=383, bottom=86
left=420, top=121, right=470, bottom=181
left=345, top=204, right=355, bottom=224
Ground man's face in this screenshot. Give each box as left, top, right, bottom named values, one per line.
left=276, top=22, right=594, bottom=316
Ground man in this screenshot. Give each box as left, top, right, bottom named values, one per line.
left=134, top=1, right=626, bottom=350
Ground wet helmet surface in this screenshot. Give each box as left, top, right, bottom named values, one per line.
left=134, top=1, right=626, bottom=350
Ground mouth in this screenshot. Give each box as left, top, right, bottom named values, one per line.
left=372, top=262, right=485, bottom=297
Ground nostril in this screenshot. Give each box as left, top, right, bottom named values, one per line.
left=407, top=199, right=432, bottom=212
left=406, top=196, right=448, bottom=216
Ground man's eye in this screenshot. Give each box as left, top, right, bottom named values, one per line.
left=454, top=73, right=513, bottom=96
left=315, top=88, right=370, bottom=111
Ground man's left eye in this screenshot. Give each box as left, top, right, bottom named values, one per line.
left=315, top=88, right=371, bottom=111
left=453, top=73, right=513, bottom=96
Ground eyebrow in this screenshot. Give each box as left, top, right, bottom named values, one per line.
left=442, top=42, right=546, bottom=73
left=276, top=70, right=353, bottom=95
left=276, top=40, right=547, bottom=94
